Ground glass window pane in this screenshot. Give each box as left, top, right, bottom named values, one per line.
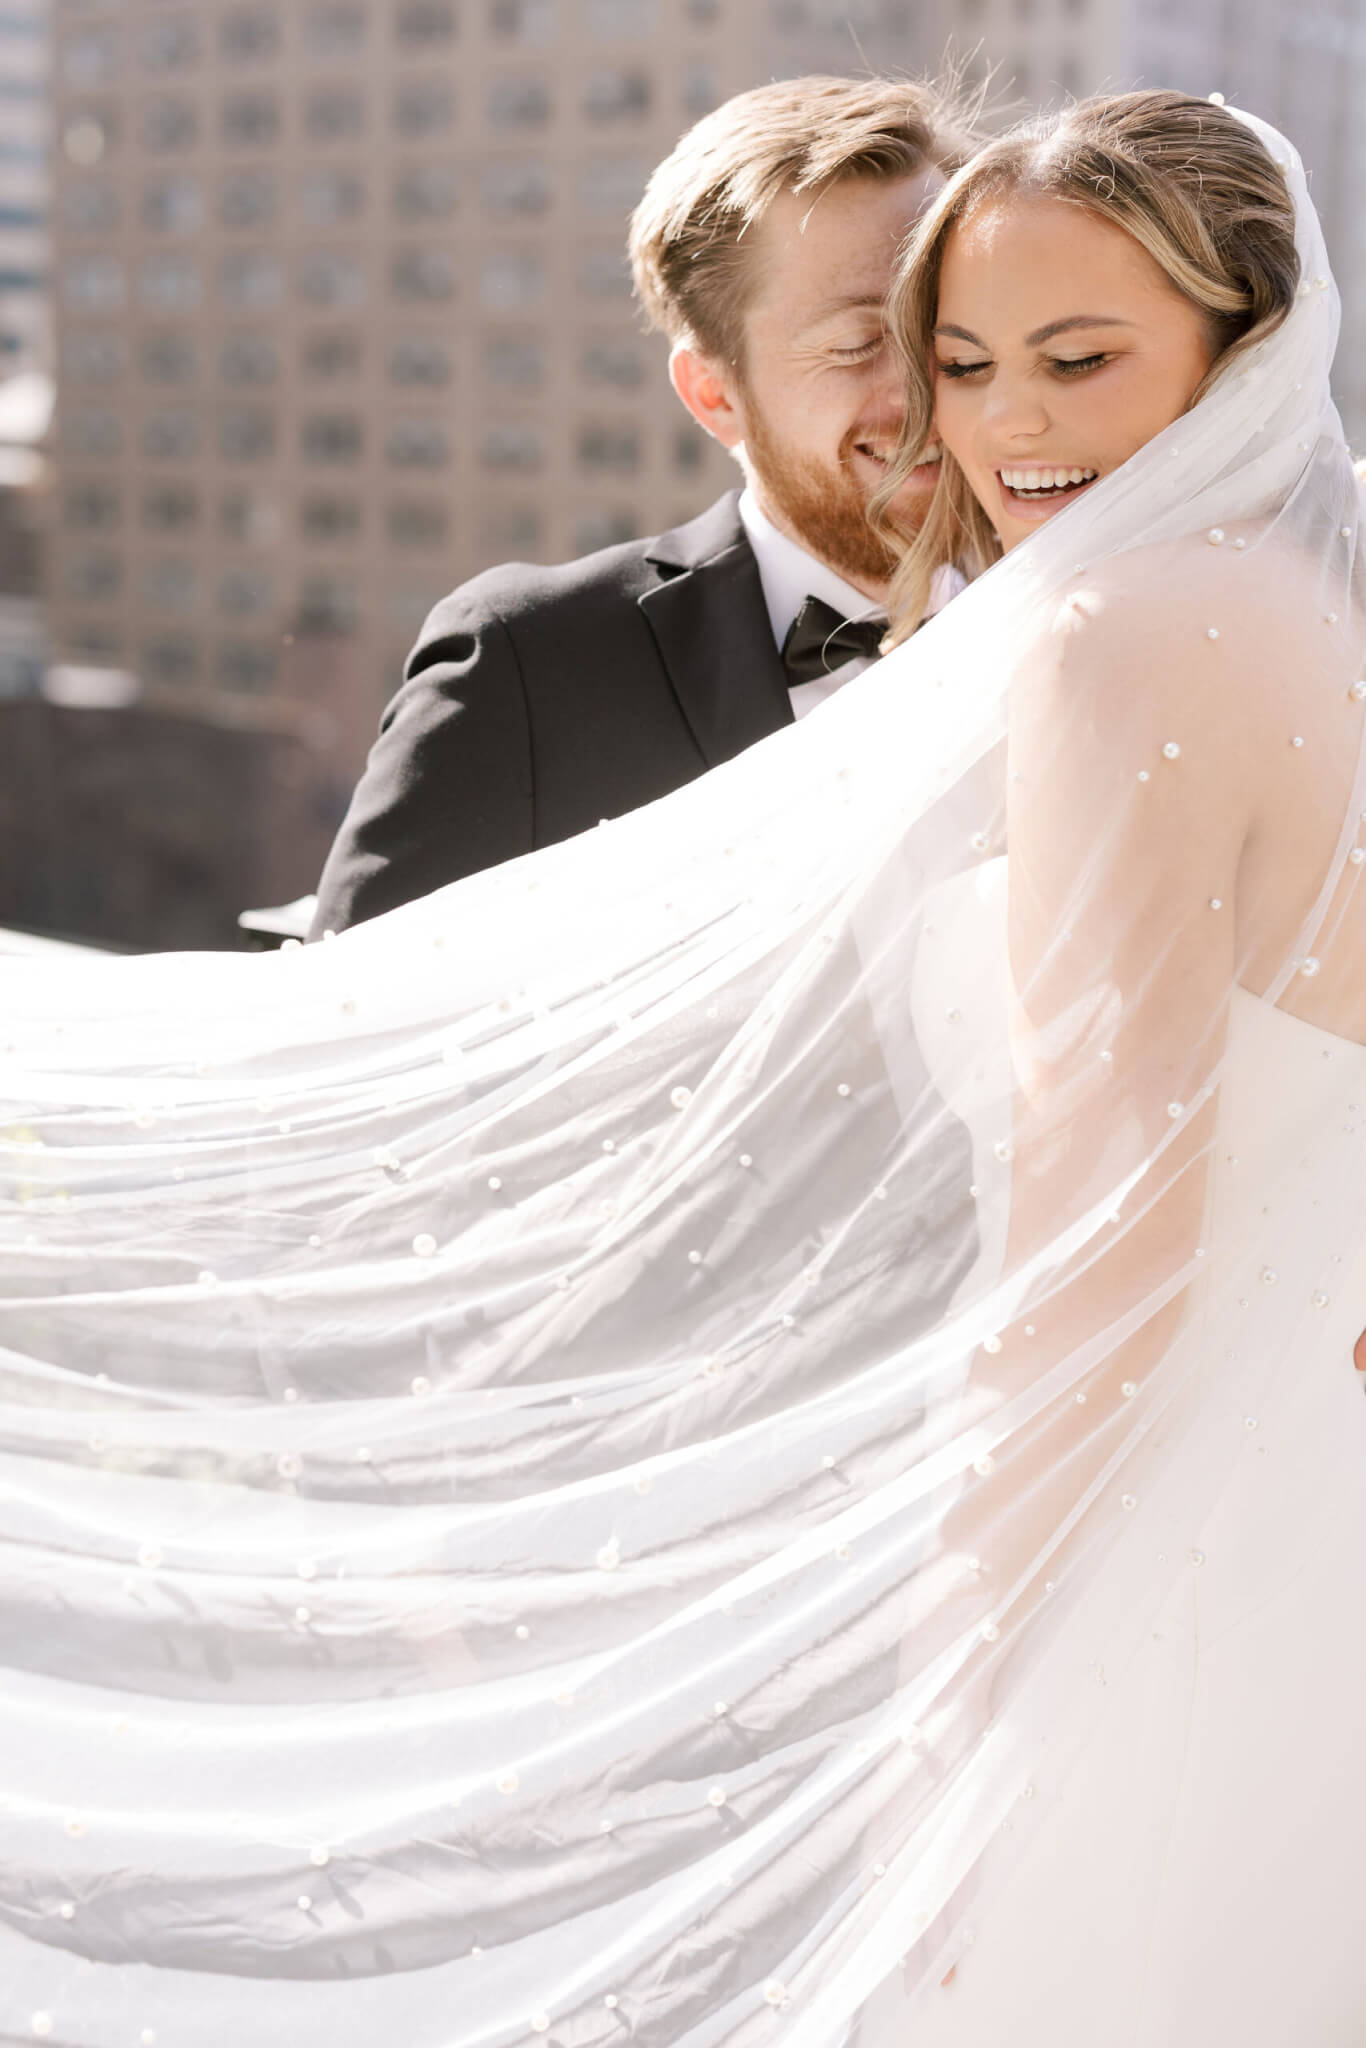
left=217, top=642, right=277, bottom=692
left=582, top=68, right=649, bottom=120
left=140, top=172, right=203, bottom=233
left=305, top=88, right=366, bottom=141
left=481, top=502, right=544, bottom=553
left=138, top=16, right=200, bottom=72
left=481, top=421, right=543, bottom=471
left=221, top=91, right=280, bottom=146
left=486, top=73, right=550, bottom=128
left=584, top=0, right=657, bottom=33
left=297, top=168, right=366, bottom=226
left=298, top=249, right=367, bottom=308
left=388, top=499, right=449, bottom=545
left=219, top=248, right=283, bottom=309
left=141, top=406, right=200, bottom=460
left=389, top=337, right=453, bottom=386
left=484, top=332, right=545, bottom=387
left=142, top=637, right=199, bottom=687
left=303, top=4, right=369, bottom=55
left=578, top=242, right=629, bottom=299
left=64, top=548, right=123, bottom=601
left=138, top=251, right=201, bottom=311
left=296, top=575, right=358, bottom=633
left=62, top=181, right=121, bottom=232
left=64, top=406, right=123, bottom=458
left=579, top=335, right=642, bottom=387
left=392, top=246, right=456, bottom=302
left=62, top=331, right=126, bottom=384
left=219, top=333, right=278, bottom=386
left=302, top=331, right=363, bottom=378
left=482, top=159, right=550, bottom=216
left=63, top=26, right=122, bottom=87
left=302, top=412, right=364, bottom=463
left=63, top=480, right=122, bottom=530
left=219, top=489, right=282, bottom=544
left=394, top=79, right=454, bottom=135
left=219, top=8, right=279, bottom=63
left=139, top=331, right=197, bottom=384
left=396, top=1, right=456, bottom=44
left=386, top=418, right=450, bottom=467
left=488, top=0, right=556, bottom=37
left=480, top=247, right=545, bottom=309
left=141, top=482, right=199, bottom=531
left=218, top=170, right=278, bottom=228
left=579, top=153, right=648, bottom=215
left=573, top=506, right=638, bottom=551
left=392, top=163, right=459, bottom=221
left=300, top=495, right=363, bottom=541
left=140, top=556, right=196, bottom=612
left=218, top=564, right=275, bottom=617
left=219, top=405, right=277, bottom=460
left=62, top=252, right=125, bottom=309
left=140, top=97, right=198, bottom=151
left=577, top=422, right=639, bottom=473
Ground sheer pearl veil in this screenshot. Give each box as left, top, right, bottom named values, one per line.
left=3, top=114, right=1365, bottom=2044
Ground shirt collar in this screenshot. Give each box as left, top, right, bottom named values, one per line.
left=737, top=487, right=887, bottom=652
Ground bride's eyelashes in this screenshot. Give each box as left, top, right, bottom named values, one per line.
left=934, top=352, right=1114, bottom=381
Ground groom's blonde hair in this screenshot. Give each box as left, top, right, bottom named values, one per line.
left=629, top=74, right=974, bottom=370
left=876, top=91, right=1302, bottom=641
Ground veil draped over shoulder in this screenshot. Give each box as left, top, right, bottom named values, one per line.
left=3, top=116, right=1366, bottom=2045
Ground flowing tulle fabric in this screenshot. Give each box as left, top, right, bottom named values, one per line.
left=2, top=115, right=1365, bottom=2046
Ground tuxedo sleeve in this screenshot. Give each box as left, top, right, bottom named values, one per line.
left=308, top=583, right=536, bottom=938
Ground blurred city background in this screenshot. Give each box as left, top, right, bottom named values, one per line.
left=2, top=0, right=1363, bottom=950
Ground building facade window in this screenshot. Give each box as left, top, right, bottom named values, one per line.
left=585, top=0, right=657, bottom=33
left=579, top=153, right=648, bottom=215
left=482, top=159, right=550, bottom=216
left=387, top=418, right=449, bottom=467
left=217, top=643, right=276, bottom=692
left=219, top=247, right=283, bottom=309
left=218, top=564, right=275, bottom=617
left=140, top=172, right=203, bottom=234
left=302, top=331, right=363, bottom=378
left=579, top=336, right=642, bottom=387
left=392, top=163, right=458, bottom=221
left=219, top=488, right=282, bottom=544
left=573, top=506, right=637, bottom=552
left=480, top=247, right=545, bottom=309
left=61, top=181, right=121, bottom=232
left=396, top=1, right=456, bottom=45
left=62, top=27, right=122, bottom=88
left=219, top=333, right=278, bottom=385
left=296, top=575, right=358, bottom=633
left=302, top=411, right=364, bottom=463
left=63, top=480, right=122, bottom=531
left=394, top=78, right=454, bottom=136
left=298, top=248, right=367, bottom=307
left=673, top=423, right=705, bottom=471
left=63, top=407, right=123, bottom=458
left=300, top=495, right=363, bottom=541
left=577, top=422, right=639, bottom=473
left=64, top=548, right=123, bottom=602
left=482, top=503, right=544, bottom=552
left=578, top=243, right=630, bottom=298
left=139, top=251, right=201, bottom=311
left=304, top=87, right=366, bottom=142
left=219, top=169, right=278, bottom=229
left=141, top=482, right=200, bottom=532
left=219, top=8, right=280, bottom=63
left=221, top=91, right=280, bottom=147
left=140, top=96, right=198, bottom=152
left=219, top=404, right=276, bottom=460
left=62, top=251, right=124, bottom=310
left=141, top=637, right=199, bottom=687
left=62, top=331, right=125, bottom=384
left=303, top=4, right=370, bottom=57
left=681, top=59, right=717, bottom=116
left=486, top=74, right=551, bottom=128
left=392, top=246, right=456, bottom=302
left=388, top=499, right=449, bottom=545
left=582, top=68, right=649, bottom=120
left=138, top=16, right=200, bottom=73
left=484, top=333, right=545, bottom=387
left=489, top=0, right=556, bottom=39
left=140, top=556, right=196, bottom=613
left=297, top=168, right=366, bottom=226
left=481, top=420, right=543, bottom=471
left=141, top=406, right=200, bottom=460
left=390, top=337, right=452, bottom=386
left=139, top=331, right=197, bottom=384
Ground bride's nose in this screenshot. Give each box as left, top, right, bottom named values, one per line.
left=981, top=371, right=1050, bottom=442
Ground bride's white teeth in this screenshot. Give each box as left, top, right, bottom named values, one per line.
left=999, top=463, right=1100, bottom=494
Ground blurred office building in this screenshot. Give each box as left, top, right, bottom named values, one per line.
left=41, top=0, right=938, bottom=945
left=953, top=0, right=1366, bottom=447
left=0, top=0, right=49, bottom=379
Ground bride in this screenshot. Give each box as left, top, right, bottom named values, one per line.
left=2, top=91, right=1364, bottom=2046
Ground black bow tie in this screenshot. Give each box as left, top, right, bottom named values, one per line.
left=780, top=595, right=887, bottom=687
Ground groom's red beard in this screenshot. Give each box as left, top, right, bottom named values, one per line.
left=741, top=395, right=913, bottom=588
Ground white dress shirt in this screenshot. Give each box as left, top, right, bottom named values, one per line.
left=737, top=486, right=965, bottom=721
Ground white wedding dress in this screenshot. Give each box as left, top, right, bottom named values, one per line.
left=866, top=989, right=1366, bottom=2044
left=3, top=110, right=1365, bottom=2044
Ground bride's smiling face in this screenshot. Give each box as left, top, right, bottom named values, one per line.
left=932, top=192, right=1216, bottom=552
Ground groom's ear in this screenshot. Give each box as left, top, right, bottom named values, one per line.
left=670, top=344, right=746, bottom=452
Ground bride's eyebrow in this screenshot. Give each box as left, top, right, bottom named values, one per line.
left=933, top=315, right=1137, bottom=347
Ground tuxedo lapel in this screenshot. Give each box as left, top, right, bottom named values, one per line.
left=638, top=493, right=793, bottom=768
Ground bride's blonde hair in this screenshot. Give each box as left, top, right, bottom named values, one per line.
left=876, top=90, right=1301, bottom=643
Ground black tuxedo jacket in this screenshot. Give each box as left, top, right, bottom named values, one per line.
left=309, top=491, right=792, bottom=937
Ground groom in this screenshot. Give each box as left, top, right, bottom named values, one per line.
left=309, top=75, right=969, bottom=938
